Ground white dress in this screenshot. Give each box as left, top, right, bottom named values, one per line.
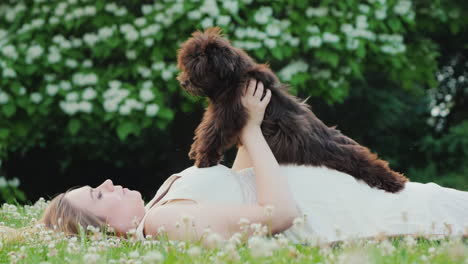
left=136, top=164, right=468, bottom=243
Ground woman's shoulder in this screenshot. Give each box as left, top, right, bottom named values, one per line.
left=176, top=164, right=233, bottom=177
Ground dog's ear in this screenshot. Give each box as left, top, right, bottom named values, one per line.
left=246, top=64, right=280, bottom=88
left=205, top=43, right=240, bottom=78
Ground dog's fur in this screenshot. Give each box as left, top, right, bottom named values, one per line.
left=176, top=27, right=408, bottom=193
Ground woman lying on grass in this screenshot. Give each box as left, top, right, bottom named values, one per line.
left=3, top=79, right=468, bottom=246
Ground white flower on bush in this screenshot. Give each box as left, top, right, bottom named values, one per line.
left=217, top=15, right=231, bottom=26
left=84, top=6, right=96, bottom=16
left=346, top=38, right=359, bottom=50
left=223, top=0, right=239, bottom=14
left=356, top=15, right=368, bottom=29
left=306, top=7, right=328, bottom=17
left=30, top=93, right=43, bottom=104
left=98, top=27, right=114, bottom=39
left=358, top=4, right=370, bottom=13
left=109, top=80, right=122, bottom=90
left=72, top=73, right=98, bottom=86
left=146, top=104, right=159, bottom=117
left=83, top=60, right=93, bottom=68
left=266, top=23, right=281, bottom=37
left=7, top=178, right=20, bottom=188
left=141, top=5, right=153, bottom=15
left=46, top=84, right=59, bottom=96
left=144, top=38, right=154, bottom=47
left=137, top=66, right=151, bottom=78
left=79, top=101, right=93, bottom=113
left=119, top=104, right=132, bottom=115
left=31, top=18, right=45, bottom=28
left=60, top=80, right=72, bottom=91
left=66, top=59, right=78, bottom=68
left=375, top=8, right=387, bottom=19
left=3, top=68, right=16, bottom=78
left=2, top=45, right=18, bottom=60
left=188, top=10, right=202, bottom=20
left=47, top=51, right=61, bottom=64
left=161, top=70, right=173, bottom=81
left=152, top=62, right=165, bottom=71
left=66, top=92, right=79, bottom=101
left=306, top=25, right=320, bottom=34
left=279, top=60, right=308, bottom=81
left=263, top=38, right=276, bottom=49
left=201, top=17, right=214, bottom=29
left=82, top=87, right=97, bottom=100
left=83, top=33, right=99, bottom=46
left=140, top=89, right=155, bottom=102
left=135, top=17, right=147, bottom=27
left=141, top=24, right=161, bottom=38
left=103, top=100, right=119, bottom=113
left=27, top=45, right=44, bottom=61
left=105, top=3, right=118, bottom=12
left=308, top=36, right=322, bottom=48
left=126, top=50, right=137, bottom=60
left=0, top=91, right=9, bottom=104
left=254, top=7, right=272, bottom=24
left=394, top=0, right=411, bottom=15
left=201, top=0, right=220, bottom=17
left=0, top=177, right=7, bottom=188
left=323, top=32, right=340, bottom=43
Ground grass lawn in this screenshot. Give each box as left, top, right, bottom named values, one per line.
left=1, top=199, right=467, bottom=264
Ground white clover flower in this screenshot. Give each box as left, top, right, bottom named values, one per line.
left=71, top=38, right=83, bottom=47
left=358, top=4, right=370, bottom=13
left=144, top=38, right=154, bottom=47
left=31, top=18, right=45, bottom=28
left=125, top=30, right=139, bottom=42
left=188, top=10, right=202, bottom=20
left=217, top=15, right=231, bottom=26
left=60, top=80, right=72, bottom=91
left=66, top=92, right=79, bottom=101
left=223, top=0, right=239, bottom=14
left=146, top=104, right=159, bottom=117
left=49, top=17, right=60, bottom=24
left=308, top=36, right=322, bottom=48
left=201, top=0, right=220, bottom=17
left=46, top=84, right=59, bottom=96
left=142, top=251, right=163, bottom=263
left=254, top=7, right=271, bottom=24
left=27, top=45, right=44, bottom=60
left=340, top=24, right=354, bottom=35
left=141, top=5, right=153, bottom=15
left=73, top=8, right=84, bottom=18
left=235, top=28, right=246, bottom=39
left=138, top=66, right=151, bottom=78
left=323, top=32, right=340, bottom=43
left=263, top=38, right=276, bottom=49
left=266, top=24, right=281, bottom=37
left=135, top=17, right=147, bottom=27
left=82, top=87, right=97, bottom=100
left=306, top=7, right=328, bottom=17
left=83, top=33, right=99, bottom=46
left=201, top=17, right=213, bottom=29
left=140, top=89, right=155, bottom=102
left=30, top=93, right=43, bottom=103
left=142, top=81, right=152, bottom=90
left=3, top=68, right=16, bottom=78
left=78, top=101, right=92, bottom=113
left=394, top=0, right=411, bottom=15
left=2, top=45, right=18, bottom=60
left=289, top=37, right=300, bottom=47
left=65, top=59, right=78, bottom=68
left=0, top=92, right=9, bottom=104
left=19, top=87, right=26, bottom=95
left=306, top=25, right=320, bottom=33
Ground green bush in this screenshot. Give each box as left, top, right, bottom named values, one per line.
left=0, top=0, right=439, bottom=161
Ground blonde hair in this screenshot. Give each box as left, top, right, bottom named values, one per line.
left=1, top=187, right=110, bottom=243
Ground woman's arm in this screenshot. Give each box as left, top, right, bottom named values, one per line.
left=146, top=79, right=300, bottom=242
left=231, top=145, right=253, bottom=172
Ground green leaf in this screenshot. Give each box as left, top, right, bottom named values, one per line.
left=68, top=119, right=81, bottom=136
left=116, top=121, right=136, bottom=141
left=0, top=128, right=9, bottom=139
left=2, top=104, right=16, bottom=117
left=315, top=50, right=340, bottom=68
left=272, top=47, right=283, bottom=60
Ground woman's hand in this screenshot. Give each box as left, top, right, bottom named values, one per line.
left=241, top=79, right=272, bottom=129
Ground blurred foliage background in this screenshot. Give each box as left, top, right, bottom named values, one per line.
left=0, top=0, right=467, bottom=204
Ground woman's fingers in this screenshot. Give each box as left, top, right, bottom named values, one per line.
left=247, top=79, right=256, bottom=96
left=261, top=89, right=272, bottom=105
left=255, top=81, right=264, bottom=99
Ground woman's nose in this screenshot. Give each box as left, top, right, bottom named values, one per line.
left=99, top=179, right=114, bottom=191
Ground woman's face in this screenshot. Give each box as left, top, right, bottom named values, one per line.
left=65, top=179, right=145, bottom=235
